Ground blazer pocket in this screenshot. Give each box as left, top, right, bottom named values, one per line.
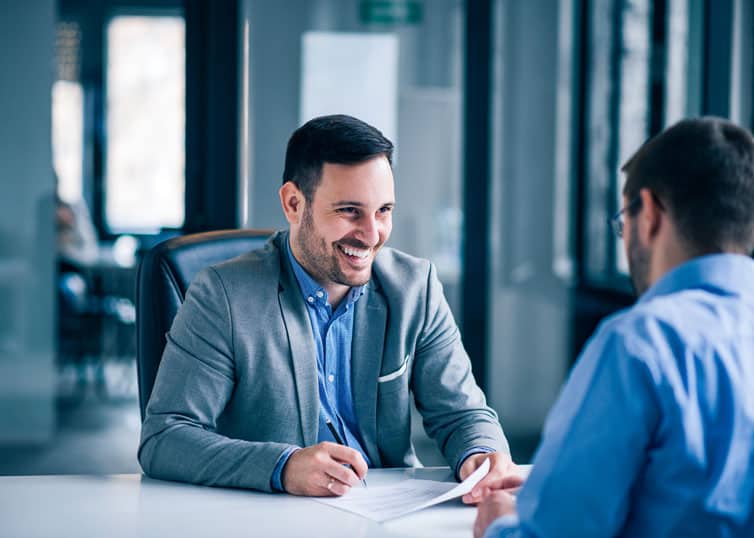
left=377, top=354, right=410, bottom=383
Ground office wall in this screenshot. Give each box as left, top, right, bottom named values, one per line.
left=0, top=0, right=57, bottom=442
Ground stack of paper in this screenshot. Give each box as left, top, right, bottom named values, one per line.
left=313, top=458, right=490, bottom=522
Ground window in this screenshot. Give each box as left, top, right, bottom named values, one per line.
left=105, top=15, right=185, bottom=232
left=53, top=81, right=84, bottom=203
left=583, top=0, right=703, bottom=286
left=53, top=21, right=84, bottom=203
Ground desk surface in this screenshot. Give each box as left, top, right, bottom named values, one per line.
left=0, top=467, right=482, bottom=538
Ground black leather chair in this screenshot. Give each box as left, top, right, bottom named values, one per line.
left=136, top=229, right=272, bottom=419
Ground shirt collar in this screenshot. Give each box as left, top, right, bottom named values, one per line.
left=639, top=253, right=754, bottom=304
left=284, top=236, right=365, bottom=308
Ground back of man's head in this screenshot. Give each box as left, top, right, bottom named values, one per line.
left=622, top=116, right=754, bottom=256
left=283, top=114, right=394, bottom=202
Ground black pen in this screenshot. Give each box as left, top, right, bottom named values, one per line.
left=325, top=418, right=367, bottom=487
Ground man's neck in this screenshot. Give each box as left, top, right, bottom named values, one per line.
left=648, top=231, right=694, bottom=288
left=327, top=286, right=350, bottom=310
left=287, top=237, right=351, bottom=309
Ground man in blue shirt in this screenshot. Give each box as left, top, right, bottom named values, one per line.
left=473, top=117, right=754, bottom=537
left=140, top=115, right=515, bottom=495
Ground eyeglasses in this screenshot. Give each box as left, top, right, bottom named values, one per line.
left=609, top=196, right=641, bottom=238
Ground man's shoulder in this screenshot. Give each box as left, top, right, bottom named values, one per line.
left=373, top=246, right=432, bottom=289
left=194, top=237, right=282, bottom=294
left=598, top=295, right=681, bottom=344
left=595, top=288, right=737, bottom=365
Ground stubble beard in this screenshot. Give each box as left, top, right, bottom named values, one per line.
left=295, top=207, right=373, bottom=288
left=627, top=219, right=651, bottom=296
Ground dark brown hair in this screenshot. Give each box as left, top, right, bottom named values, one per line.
left=282, top=114, right=394, bottom=202
left=622, top=116, right=754, bottom=254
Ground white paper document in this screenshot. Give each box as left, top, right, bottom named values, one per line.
left=312, top=458, right=490, bottom=522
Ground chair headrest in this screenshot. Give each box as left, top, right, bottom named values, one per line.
left=135, top=229, right=272, bottom=420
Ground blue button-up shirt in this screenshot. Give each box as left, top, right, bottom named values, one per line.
left=270, top=240, right=371, bottom=490
left=487, top=254, right=754, bottom=537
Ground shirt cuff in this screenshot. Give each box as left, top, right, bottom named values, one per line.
left=455, top=446, right=495, bottom=481
left=484, top=514, right=521, bottom=538
left=270, top=446, right=300, bottom=492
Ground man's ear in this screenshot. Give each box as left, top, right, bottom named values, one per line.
left=637, top=188, right=663, bottom=243
left=279, top=181, right=306, bottom=225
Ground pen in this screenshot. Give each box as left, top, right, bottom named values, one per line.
left=325, top=418, right=367, bottom=488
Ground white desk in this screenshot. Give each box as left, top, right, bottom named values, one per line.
left=0, top=467, right=480, bottom=538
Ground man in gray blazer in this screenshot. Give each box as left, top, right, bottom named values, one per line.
left=139, top=114, right=515, bottom=497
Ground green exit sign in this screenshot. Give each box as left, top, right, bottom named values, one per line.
left=360, top=1, right=423, bottom=25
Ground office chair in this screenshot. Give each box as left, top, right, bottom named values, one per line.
left=135, top=229, right=273, bottom=420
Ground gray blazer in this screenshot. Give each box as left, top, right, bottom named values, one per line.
left=138, top=231, right=507, bottom=492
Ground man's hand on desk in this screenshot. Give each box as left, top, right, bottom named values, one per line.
left=474, top=490, right=517, bottom=538
left=460, top=452, right=524, bottom=505
left=281, top=442, right=368, bottom=497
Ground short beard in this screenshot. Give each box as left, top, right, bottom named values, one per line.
left=627, top=219, right=651, bottom=296
left=294, top=207, right=372, bottom=288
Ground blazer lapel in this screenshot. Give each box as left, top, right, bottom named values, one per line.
left=277, top=242, right=319, bottom=447
left=351, top=282, right=387, bottom=467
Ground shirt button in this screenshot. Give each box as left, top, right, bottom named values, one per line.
left=307, top=296, right=314, bottom=303
left=316, top=290, right=324, bottom=298
left=328, top=374, right=334, bottom=382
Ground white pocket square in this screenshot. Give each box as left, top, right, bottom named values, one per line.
left=377, top=354, right=411, bottom=383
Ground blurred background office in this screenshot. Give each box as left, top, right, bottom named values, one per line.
left=0, top=0, right=751, bottom=475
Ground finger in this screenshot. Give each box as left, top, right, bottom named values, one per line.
left=326, top=444, right=369, bottom=479
left=475, top=473, right=525, bottom=494
left=349, top=454, right=368, bottom=480
left=498, top=474, right=525, bottom=490
left=323, top=474, right=351, bottom=497
left=481, top=490, right=516, bottom=513
left=470, top=473, right=502, bottom=500
left=462, top=486, right=490, bottom=505
left=323, top=458, right=361, bottom=487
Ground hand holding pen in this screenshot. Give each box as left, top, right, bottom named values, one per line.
left=326, top=419, right=368, bottom=488
left=281, top=427, right=368, bottom=496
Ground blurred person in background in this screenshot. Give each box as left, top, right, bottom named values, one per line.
left=56, top=178, right=98, bottom=268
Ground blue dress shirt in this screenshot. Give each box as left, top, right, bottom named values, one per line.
left=270, top=240, right=371, bottom=490
left=487, top=254, right=754, bottom=537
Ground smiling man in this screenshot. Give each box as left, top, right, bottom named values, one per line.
left=139, top=114, right=515, bottom=496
